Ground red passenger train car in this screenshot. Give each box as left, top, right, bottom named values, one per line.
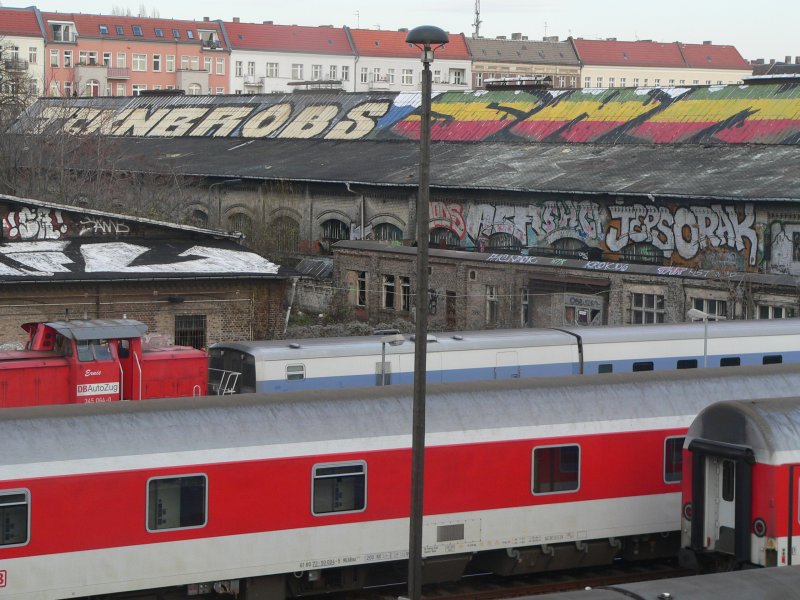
left=0, top=319, right=207, bottom=407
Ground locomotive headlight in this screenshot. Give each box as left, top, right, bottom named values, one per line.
left=753, top=517, right=767, bottom=538
left=682, top=502, right=693, bottom=521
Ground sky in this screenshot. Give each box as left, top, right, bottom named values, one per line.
left=2, top=0, right=795, bottom=62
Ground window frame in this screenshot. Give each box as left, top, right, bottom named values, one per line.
left=146, top=474, right=208, bottom=532
left=0, top=489, right=30, bottom=547
left=531, top=444, right=581, bottom=495
left=132, top=25, right=143, bottom=37
left=311, top=461, right=367, bottom=516
left=663, top=436, right=684, bottom=484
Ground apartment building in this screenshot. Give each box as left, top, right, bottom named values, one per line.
left=41, top=12, right=229, bottom=97
left=0, top=7, right=46, bottom=99
left=348, top=28, right=471, bottom=92
left=467, top=35, right=580, bottom=89
left=225, top=20, right=354, bottom=94
left=572, top=38, right=752, bottom=88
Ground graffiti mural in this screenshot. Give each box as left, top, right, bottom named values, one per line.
left=78, top=217, right=131, bottom=237
left=4, top=207, right=68, bottom=240
left=18, top=82, right=800, bottom=145
left=429, top=200, right=759, bottom=266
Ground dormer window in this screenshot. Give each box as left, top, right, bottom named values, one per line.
left=199, top=30, right=220, bottom=48
left=155, top=28, right=164, bottom=37
left=172, top=28, right=180, bottom=38
left=50, top=22, right=75, bottom=43
left=115, top=25, right=124, bottom=35
left=99, top=24, right=108, bottom=35
left=132, top=25, right=143, bottom=36
left=186, top=30, right=195, bottom=39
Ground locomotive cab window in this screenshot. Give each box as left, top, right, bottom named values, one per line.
left=532, top=445, right=580, bottom=494
left=286, top=364, right=305, bottom=381
left=147, top=475, right=207, bottom=532
left=77, top=339, right=112, bottom=362
left=0, top=490, right=29, bottom=546
left=664, top=436, right=684, bottom=483
left=312, top=461, right=366, bottom=515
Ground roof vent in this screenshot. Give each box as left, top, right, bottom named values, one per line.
left=232, top=17, right=240, bottom=23
left=511, top=32, right=522, bottom=40
left=203, top=16, right=210, bottom=21
left=703, top=40, right=712, bottom=45
left=263, top=20, right=273, bottom=25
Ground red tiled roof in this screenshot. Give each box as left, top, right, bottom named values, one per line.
left=41, top=11, right=225, bottom=45
left=0, top=7, right=44, bottom=37
left=572, top=38, right=686, bottom=68
left=349, top=29, right=470, bottom=59
left=224, top=22, right=352, bottom=54
left=679, top=43, right=750, bottom=70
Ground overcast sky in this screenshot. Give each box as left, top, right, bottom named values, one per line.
left=3, top=0, right=795, bottom=62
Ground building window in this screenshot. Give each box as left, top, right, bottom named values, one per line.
left=664, top=437, right=684, bottom=483
left=341, top=65, right=349, bottom=81
left=321, top=219, right=348, bottom=242
left=401, top=277, right=411, bottom=312
left=131, top=84, right=146, bottom=95
left=187, top=30, right=195, bottom=39
left=246, top=61, right=255, bottom=77
left=349, top=270, right=367, bottom=306
left=668, top=79, right=675, bottom=86
left=521, top=288, right=529, bottom=326
left=312, top=64, right=323, bottom=80
left=692, top=298, right=727, bottom=319
left=532, top=445, right=580, bottom=494
left=216, top=57, right=224, bottom=74
left=373, top=222, right=402, bottom=242
left=172, top=28, right=180, bottom=38
left=49, top=49, right=59, bottom=67
left=147, top=475, right=206, bottom=531
left=99, top=24, right=108, bottom=35
left=584, top=76, right=591, bottom=88
left=792, top=232, right=800, bottom=261
left=312, top=462, right=366, bottom=515
left=235, top=61, right=242, bottom=77
left=132, top=53, right=146, bottom=71
left=49, top=80, right=59, bottom=96
left=152, top=54, right=161, bottom=71
left=386, top=68, right=395, bottom=84
left=632, top=292, right=665, bottom=324
left=329, top=64, right=337, bottom=80
left=266, top=62, right=278, bottom=77
left=620, top=77, right=626, bottom=86
left=383, top=275, right=396, bottom=309
left=292, top=63, right=303, bottom=80
left=28, top=47, right=37, bottom=64
left=758, top=305, right=796, bottom=319
left=175, top=315, right=206, bottom=348
left=102, top=51, right=111, bottom=66
left=50, top=22, right=74, bottom=42
left=166, top=55, right=175, bottom=72
left=64, top=50, right=73, bottom=67
left=486, top=285, right=498, bottom=325
left=62, top=80, right=72, bottom=96
left=402, top=69, right=413, bottom=85
left=608, top=77, right=615, bottom=87
left=155, top=27, right=163, bottom=37
left=633, top=77, right=640, bottom=86
left=360, top=67, right=368, bottom=83
left=0, top=490, right=29, bottom=546
left=204, top=57, right=212, bottom=73
left=85, top=79, right=100, bottom=97
left=115, top=24, right=124, bottom=35
left=191, top=56, right=199, bottom=70
left=132, top=25, right=143, bottom=36
left=116, top=82, right=125, bottom=95
left=216, top=86, right=224, bottom=94
left=475, top=71, right=484, bottom=87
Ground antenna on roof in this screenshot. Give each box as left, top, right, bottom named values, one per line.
left=353, top=10, right=360, bottom=28
left=472, top=0, right=482, bottom=38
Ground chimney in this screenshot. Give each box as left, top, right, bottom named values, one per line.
left=770, top=58, right=776, bottom=64
left=796, top=56, right=800, bottom=64
left=703, top=40, right=711, bottom=45
left=522, top=35, right=528, bottom=40
left=203, top=16, right=210, bottom=22
left=511, top=32, right=522, bottom=40
left=263, top=20, right=273, bottom=25
left=786, top=55, right=792, bottom=64
left=232, top=17, right=240, bottom=23
left=496, top=35, right=506, bottom=40
left=397, top=27, right=408, bottom=32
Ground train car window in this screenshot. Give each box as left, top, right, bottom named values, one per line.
left=598, top=364, right=613, bottom=374
left=532, top=445, right=580, bottom=494
left=720, top=357, right=741, bottom=367
left=0, top=490, right=29, bottom=546
left=312, top=462, right=366, bottom=515
left=632, top=361, right=654, bottom=372
left=722, top=460, right=735, bottom=502
left=763, top=355, right=783, bottom=365
left=677, top=359, right=697, bottom=369
left=147, top=475, right=207, bottom=532
left=286, top=364, right=305, bottom=381
left=664, top=437, right=684, bottom=483
left=118, top=339, right=130, bottom=358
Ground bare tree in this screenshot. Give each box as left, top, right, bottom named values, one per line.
left=0, top=40, right=38, bottom=129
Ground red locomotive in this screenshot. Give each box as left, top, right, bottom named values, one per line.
left=0, top=319, right=207, bottom=407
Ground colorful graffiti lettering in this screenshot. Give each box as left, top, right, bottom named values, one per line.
left=4, top=208, right=67, bottom=240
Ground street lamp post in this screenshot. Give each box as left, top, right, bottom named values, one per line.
left=208, top=178, right=242, bottom=228
left=687, top=307, right=726, bottom=368
left=404, top=24, right=449, bottom=600
left=380, top=333, right=405, bottom=385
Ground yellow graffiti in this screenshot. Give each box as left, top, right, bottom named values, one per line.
left=649, top=98, right=799, bottom=123
left=405, top=100, right=539, bottom=122
left=529, top=98, right=658, bottom=123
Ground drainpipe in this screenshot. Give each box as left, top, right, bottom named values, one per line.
left=345, top=182, right=364, bottom=239
left=283, top=277, right=298, bottom=335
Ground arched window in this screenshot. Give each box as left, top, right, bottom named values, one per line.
left=487, top=232, right=522, bottom=252
left=271, top=216, right=300, bottom=254
left=85, top=79, right=100, bottom=97
left=321, top=219, right=349, bottom=242
left=429, top=227, right=459, bottom=249
left=551, top=238, right=590, bottom=259
left=190, top=209, right=208, bottom=228
left=229, top=212, right=253, bottom=237
left=187, top=83, right=202, bottom=95
left=622, top=243, right=661, bottom=264
left=373, top=222, right=403, bottom=242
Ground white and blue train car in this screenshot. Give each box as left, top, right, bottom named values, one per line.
left=209, top=320, right=800, bottom=394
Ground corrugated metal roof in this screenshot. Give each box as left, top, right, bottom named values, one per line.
left=467, top=38, right=579, bottom=65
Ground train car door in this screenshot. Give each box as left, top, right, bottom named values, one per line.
left=704, top=456, right=737, bottom=555
left=495, top=351, right=520, bottom=379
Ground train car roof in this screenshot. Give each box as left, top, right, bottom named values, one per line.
left=525, top=564, right=800, bottom=599
left=687, top=395, right=800, bottom=463
left=210, top=327, right=576, bottom=360
left=3, top=364, right=800, bottom=469
left=40, top=319, right=148, bottom=340
left=563, top=318, right=800, bottom=343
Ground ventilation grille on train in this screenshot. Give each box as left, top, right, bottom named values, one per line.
left=436, top=524, right=465, bottom=542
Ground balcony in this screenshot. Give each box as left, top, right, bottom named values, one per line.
left=107, top=67, right=130, bottom=79
left=243, top=75, right=263, bottom=86
left=201, top=39, right=222, bottom=50
left=51, top=31, right=78, bottom=43
left=3, top=58, right=29, bottom=71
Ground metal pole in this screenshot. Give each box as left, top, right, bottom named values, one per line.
left=408, top=51, right=432, bottom=600
left=381, top=341, right=387, bottom=385
left=703, top=317, right=708, bottom=368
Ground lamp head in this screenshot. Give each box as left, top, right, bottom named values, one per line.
left=406, top=25, right=449, bottom=63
